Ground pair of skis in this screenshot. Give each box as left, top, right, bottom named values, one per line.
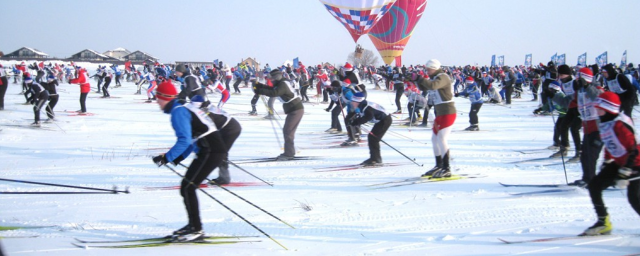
left=367, top=174, right=485, bottom=189
left=498, top=233, right=640, bottom=245
left=232, top=156, right=320, bottom=164
left=72, top=235, right=260, bottom=248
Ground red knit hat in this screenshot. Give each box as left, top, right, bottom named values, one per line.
left=342, top=78, right=352, bottom=85
left=343, top=62, right=353, bottom=71
left=465, top=76, right=474, bottom=83
left=595, top=91, right=621, bottom=115
left=156, top=80, right=178, bottom=101
left=578, top=67, right=594, bottom=83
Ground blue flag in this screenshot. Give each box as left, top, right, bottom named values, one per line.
left=293, top=57, right=299, bottom=69
left=491, top=55, right=496, bottom=67
left=621, top=50, right=627, bottom=67
left=577, top=53, right=587, bottom=66
left=596, top=51, right=608, bottom=67
left=557, top=54, right=566, bottom=65
left=524, top=54, right=532, bottom=67
left=551, top=53, right=557, bottom=64
left=214, top=59, right=219, bottom=66
left=498, top=56, right=504, bottom=67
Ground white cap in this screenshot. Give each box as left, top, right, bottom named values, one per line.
left=425, top=59, right=441, bottom=70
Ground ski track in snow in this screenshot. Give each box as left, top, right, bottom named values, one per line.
left=2, top=61, right=640, bottom=255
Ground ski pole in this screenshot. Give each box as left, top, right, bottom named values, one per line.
left=360, top=127, right=423, bottom=167
left=0, top=178, right=129, bottom=194
left=177, top=163, right=291, bottom=228
left=548, top=100, right=569, bottom=185
left=225, top=161, right=274, bottom=186
left=365, top=123, right=428, bottom=145
left=162, top=164, right=288, bottom=250
left=0, top=191, right=121, bottom=195
left=260, top=96, right=283, bottom=149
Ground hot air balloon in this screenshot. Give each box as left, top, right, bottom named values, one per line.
left=320, top=0, right=398, bottom=43
left=368, top=0, right=427, bottom=66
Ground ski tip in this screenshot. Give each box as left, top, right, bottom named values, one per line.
left=497, top=238, right=513, bottom=244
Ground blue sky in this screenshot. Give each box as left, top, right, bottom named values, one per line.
left=2, top=0, right=638, bottom=67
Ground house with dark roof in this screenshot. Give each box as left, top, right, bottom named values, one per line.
left=1, top=47, right=50, bottom=60
left=123, top=50, right=158, bottom=64
left=66, top=49, right=121, bottom=62
left=103, top=47, right=131, bottom=60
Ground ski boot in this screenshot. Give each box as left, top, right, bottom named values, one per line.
left=568, top=179, right=588, bottom=188
left=393, top=110, right=402, bottom=114
left=275, top=154, right=295, bottom=161
left=210, top=160, right=230, bottom=185
left=340, top=139, right=358, bottom=147
left=464, top=125, right=479, bottom=131
left=431, top=167, right=451, bottom=178
left=549, top=147, right=569, bottom=158
left=547, top=143, right=560, bottom=150
left=31, top=121, right=41, bottom=127
left=567, top=151, right=581, bottom=163
left=422, top=156, right=443, bottom=177
left=174, top=226, right=205, bottom=242
left=361, top=158, right=382, bottom=167
left=325, top=128, right=336, bottom=133
left=581, top=215, right=612, bottom=236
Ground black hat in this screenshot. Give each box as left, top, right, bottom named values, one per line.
left=270, top=69, right=283, bottom=81
left=175, top=64, right=187, bottom=73
left=558, top=64, right=572, bottom=75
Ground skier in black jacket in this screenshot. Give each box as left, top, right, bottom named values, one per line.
left=602, top=64, right=636, bottom=117
left=349, top=92, right=392, bottom=166
left=175, top=64, right=205, bottom=101
left=24, top=77, right=49, bottom=126
left=253, top=69, right=304, bottom=160
left=41, top=74, right=58, bottom=121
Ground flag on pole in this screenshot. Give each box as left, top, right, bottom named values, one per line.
left=498, top=56, right=504, bottom=67
left=491, top=55, right=496, bottom=67
left=293, top=57, right=299, bottom=69
left=551, top=53, right=558, bottom=64
left=596, top=51, right=608, bottom=67
left=577, top=53, right=587, bottom=67
left=214, top=59, right=219, bottom=66
left=557, top=54, right=566, bottom=65
left=524, top=54, right=532, bottom=67
left=621, top=50, right=627, bottom=67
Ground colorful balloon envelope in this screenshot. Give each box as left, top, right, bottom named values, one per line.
left=368, top=0, right=427, bottom=66
left=320, top=0, right=398, bottom=43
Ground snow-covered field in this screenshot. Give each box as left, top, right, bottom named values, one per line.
left=1, top=62, right=640, bottom=255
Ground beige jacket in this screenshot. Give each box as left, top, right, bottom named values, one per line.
left=417, top=69, right=456, bottom=116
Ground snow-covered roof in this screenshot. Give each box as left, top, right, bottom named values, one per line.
left=124, top=50, right=158, bottom=60
left=111, top=47, right=129, bottom=52
left=24, top=47, right=48, bottom=56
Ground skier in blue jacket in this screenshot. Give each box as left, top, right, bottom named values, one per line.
left=456, top=76, right=484, bottom=131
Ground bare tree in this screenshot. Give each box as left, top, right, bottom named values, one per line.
left=347, top=49, right=379, bottom=67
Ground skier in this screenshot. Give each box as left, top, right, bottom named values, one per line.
left=582, top=91, right=640, bottom=236
left=601, top=64, right=636, bottom=117
left=144, top=71, right=157, bottom=102
left=550, top=64, right=582, bottom=160
left=349, top=92, right=392, bottom=166
left=570, top=67, right=604, bottom=187
left=252, top=69, right=304, bottom=160
left=403, top=81, right=426, bottom=126
left=174, top=64, right=205, bottom=101
left=391, top=68, right=404, bottom=114
left=69, top=67, right=90, bottom=113
left=325, top=80, right=347, bottom=133
left=416, top=59, right=457, bottom=178
left=502, top=66, right=516, bottom=105
left=456, top=76, right=483, bottom=131
left=102, top=68, right=113, bottom=98
left=0, top=64, right=6, bottom=110
left=232, top=68, right=243, bottom=94
left=207, top=79, right=230, bottom=108
left=41, top=74, right=59, bottom=121
left=24, top=77, right=49, bottom=126
left=152, top=82, right=229, bottom=242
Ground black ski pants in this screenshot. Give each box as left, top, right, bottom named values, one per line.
left=368, top=115, right=392, bottom=162
left=181, top=150, right=226, bottom=231
left=589, top=163, right=640, bottom=218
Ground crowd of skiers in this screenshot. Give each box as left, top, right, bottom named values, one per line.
left=2, top=57, right=640, bottom=239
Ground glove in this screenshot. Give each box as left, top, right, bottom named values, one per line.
left=172, top=155, right=185, bottom=166
left=152, top=154, right=167, bottom=167
left=454, top=93, right=460, bottom=97
left=324, top=107, right=331, bottom=112
left=616, top=167, right=633, bottom=189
